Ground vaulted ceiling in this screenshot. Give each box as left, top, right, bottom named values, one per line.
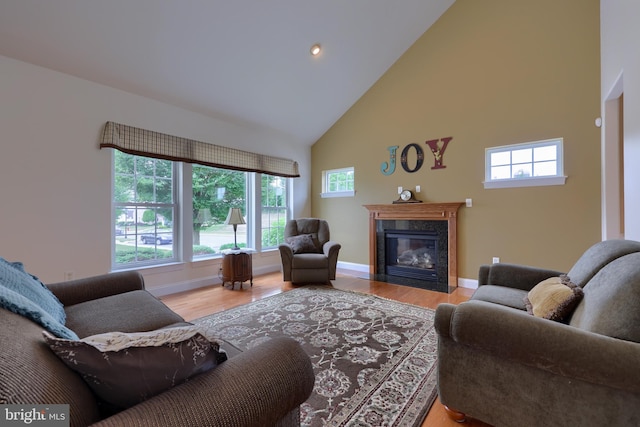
left=0, top=0, right=454, bottom=145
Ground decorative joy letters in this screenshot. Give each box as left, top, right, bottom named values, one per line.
left=380, top=137, right=452, bottom=175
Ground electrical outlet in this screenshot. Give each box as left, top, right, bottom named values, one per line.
left=492, top=257, right=500, bottom=264
left=398, top=186, right=403, bottom=194
left=465, top=198, right=473, bottom=207
left=64, top=271, right=74, bottom=281
left=415, top=185, right=421, bottom=193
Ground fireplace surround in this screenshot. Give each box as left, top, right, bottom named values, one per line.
left=364, top=203, right=463, bottom=292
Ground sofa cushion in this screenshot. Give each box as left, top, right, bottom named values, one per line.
left=286, top=234, right=319, bottom=254
left=43, top=325, right=227, bottom=409
left=569, top=253, right=640, bottom=343
left=65, top=290, right=184, bottom=338
left=524, top=276, right=583, bottom=321
left=0, top=258, right=77, bottom=339
left=470, top=285, right=528, bottom=310
left=291, top=253, right=329, bottom=269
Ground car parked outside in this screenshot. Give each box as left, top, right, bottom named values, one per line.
left=140, top=233, right=173, bottom=245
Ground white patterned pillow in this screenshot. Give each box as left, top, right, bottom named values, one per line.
left=43, top=325, right=227, bottom=409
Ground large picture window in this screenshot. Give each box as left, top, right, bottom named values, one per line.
left=192, top=165, right=247, bottom=257
left=113, top=151, right=177, bottom=267
left=112, top=152, right=289, bottom=268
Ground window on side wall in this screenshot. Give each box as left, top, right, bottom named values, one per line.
left=321, top=167, right=355, bottom=198
left=484, top=138, right=566, bottom=189
left=113, top=151, right=177, bottom=268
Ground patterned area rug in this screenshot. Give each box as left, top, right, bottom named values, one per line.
left=195, top=286, right=438, bottom=427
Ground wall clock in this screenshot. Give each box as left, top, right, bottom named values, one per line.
left=393, top=189, right=422, bottom=204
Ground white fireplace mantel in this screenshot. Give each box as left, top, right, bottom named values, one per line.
left=363, top=202, right=463, bottom=287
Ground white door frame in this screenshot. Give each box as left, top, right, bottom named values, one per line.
left=601, top=71, right=624, bottom=240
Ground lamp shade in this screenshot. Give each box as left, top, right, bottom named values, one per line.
left=224, top=208, right=245, bottom=226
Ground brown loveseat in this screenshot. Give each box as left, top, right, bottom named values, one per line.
left=1, top=270, right=315, bottom=427
left=435, top=239, right=640, bottom=427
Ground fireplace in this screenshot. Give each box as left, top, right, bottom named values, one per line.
left=385, top=230, right=438, bottom=281
left=364, top=202, right=463, bottom=293
left=375, top=219, right=448, bottom=291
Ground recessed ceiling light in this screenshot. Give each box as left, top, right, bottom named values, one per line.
left=310, top=44, right=321, bottom=56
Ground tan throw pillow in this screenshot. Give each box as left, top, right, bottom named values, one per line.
left=286, top=234, right=319, bottom=254
left=524, top=275, right=584, bottom=321
left=43, top=325, right=227, bottom=409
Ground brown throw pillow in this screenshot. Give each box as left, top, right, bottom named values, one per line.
left=524, top=275, right=583, bottom=321
left=43, top=325, right=227, bottom=409
left=286, top=234, right=319, bottom=254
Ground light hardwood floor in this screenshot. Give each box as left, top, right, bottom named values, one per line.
left=160, top=270, right=491, bottom=427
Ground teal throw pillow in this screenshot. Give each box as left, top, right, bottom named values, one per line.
left=0, top=257, right=76, bottom=339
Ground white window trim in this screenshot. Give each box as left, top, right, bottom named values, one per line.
left=483, top=138, right=567, bottom=189
left=321, top=167, right=355, bottom=198
left=321, top=190, right=356, bottom=198
left=483, top=175, right=567, bottom=189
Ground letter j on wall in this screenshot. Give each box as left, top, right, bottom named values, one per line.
left=380, top=145, right=398, bottom=175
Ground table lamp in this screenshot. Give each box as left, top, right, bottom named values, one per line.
left=224, top=207, right=245, bottom=250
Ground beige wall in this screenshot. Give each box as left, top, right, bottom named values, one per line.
left=312, top=0, right=601, bottom=280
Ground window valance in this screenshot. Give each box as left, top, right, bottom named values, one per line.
left=100, top=121, right=300, bottom=178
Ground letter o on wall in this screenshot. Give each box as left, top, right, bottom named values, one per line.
left=400, top=143, right=424, bottom=173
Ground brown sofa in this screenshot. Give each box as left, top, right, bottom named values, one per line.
left=1, top=270, right=315, bottom=427
left=435, top=239, right=640, bottom=427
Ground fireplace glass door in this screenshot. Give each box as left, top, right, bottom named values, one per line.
left=385, top=230, right=438, bottom=281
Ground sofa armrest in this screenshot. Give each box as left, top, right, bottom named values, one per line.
left=478, top=263, right=565, bottom=291
left=323, top=241, right=341, bottom=279
left=436, top=301, right=640, bottom=394
left=278, top=244, right=294, bottom=281
left=322, top=241, right=341, bottom=259
left=93, top=337, right=315, bottom=427
left=47, top=271, right=145, bottom=306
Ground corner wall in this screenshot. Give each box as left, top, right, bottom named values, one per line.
left=312, top=0, right=601, bottom=280
left=601, top=0, right=640, bottom=241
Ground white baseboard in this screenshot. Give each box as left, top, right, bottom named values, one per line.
left=148, top=276, right=220, bottom=297
left=148, top=264, right=282, bottom=297
left=457, top=277, right=478, bottom=289
left=337, top=261, right=369, bottom=274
